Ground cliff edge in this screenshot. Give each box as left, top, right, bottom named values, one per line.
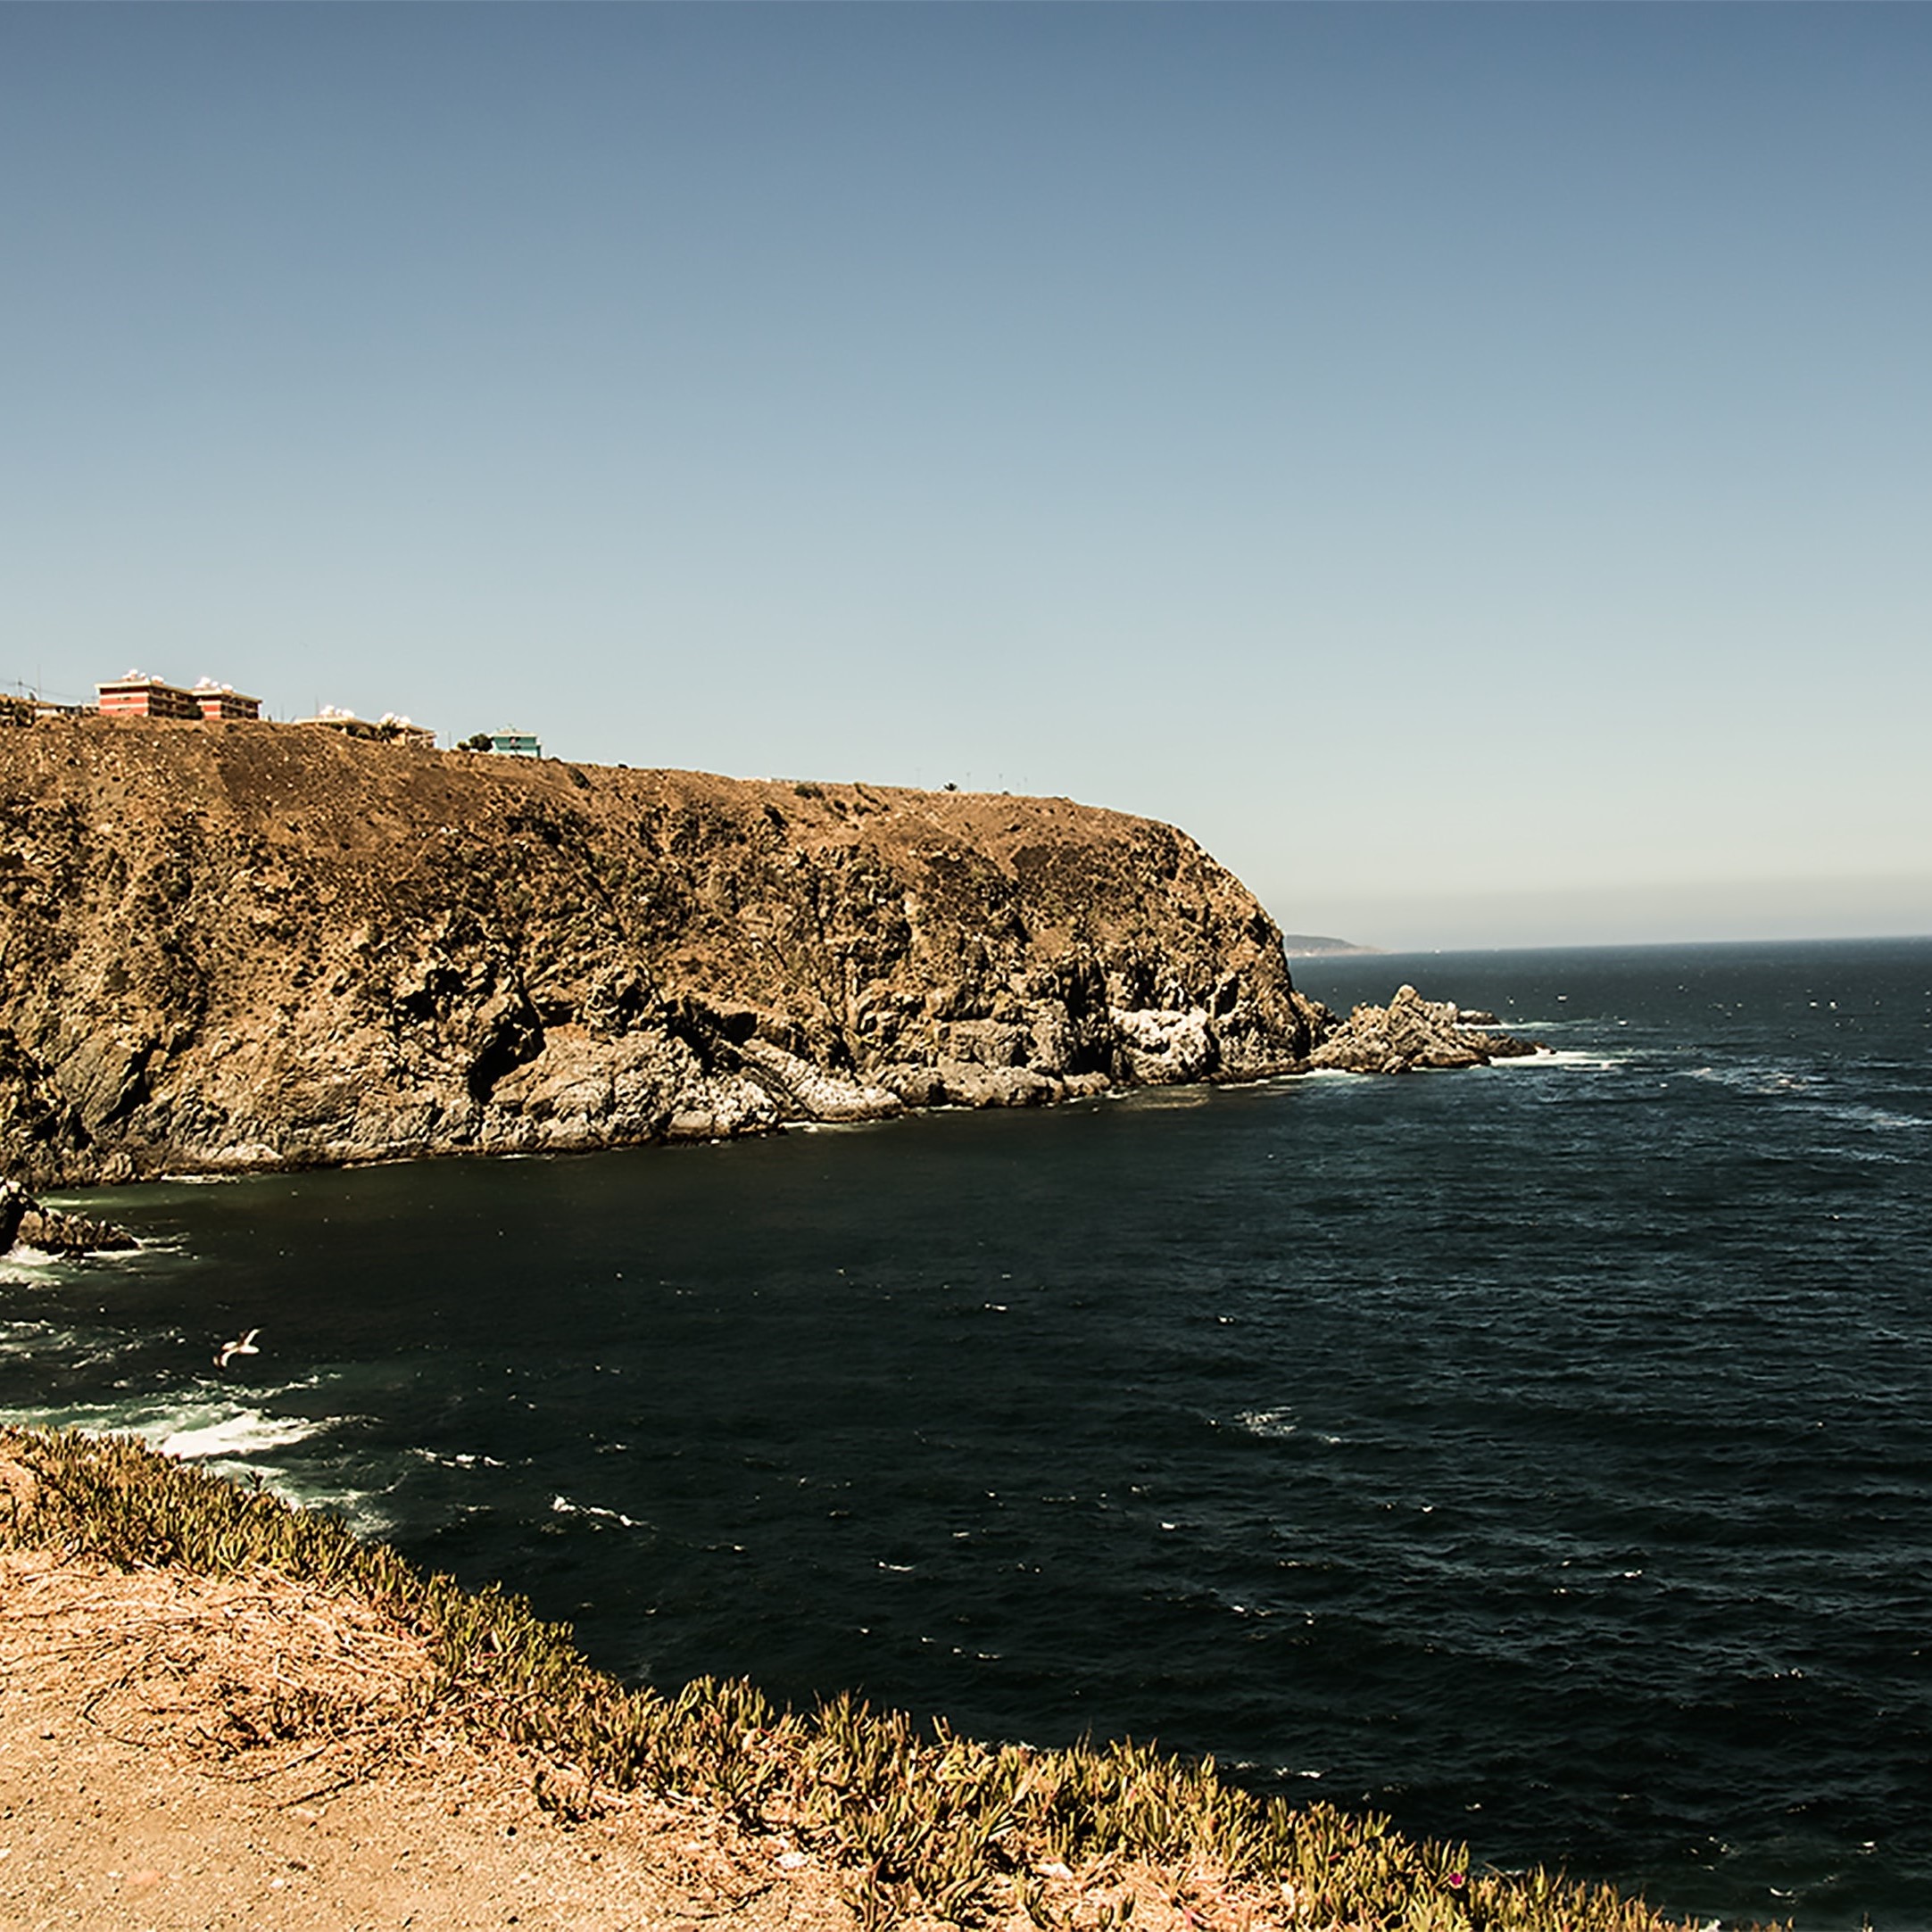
left=0, top=719, right=1340, bottom=1184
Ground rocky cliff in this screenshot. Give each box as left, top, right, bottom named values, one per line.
left=0, top=720, right=1530, bottom=1187
left=0, top=720, right=1288, bottom=1183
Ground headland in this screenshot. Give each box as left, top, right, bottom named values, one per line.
left=0, top=717, right=1529, bottom=1187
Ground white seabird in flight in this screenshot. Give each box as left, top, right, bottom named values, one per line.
left=215, top=1328, right=261, bottom=1370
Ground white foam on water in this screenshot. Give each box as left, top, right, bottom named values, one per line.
left=0, top=1318, right=72, bottom=1356
left=88, top=1242, right=178, bottom=1268
left=0, top=1390, right=394, bottom=1538
left=1115, top=1086, right=1215, bottom=1112
left=1, top=1245, right=67, bottom=1270
left=255, top=1467, right=395, bottom=1540
left=158, top=1410, right=324, bottom=1460
left=1298, top=1047, right=1630, bottom=1080
left=1684, top=1065, right=1927, bottom=1139
left=1492, top=1047, right=1631, bottom=1071
left=1235, top=1407, right=1298, bottom=1439
left=1822, top=1101, right=1928, bottom=1134
left=1687, top=1063, right=1813, bottom=1096
left=2, top=1236, right=179, bottom=1275
left=0, top=1385, right=319, bottom=1455
left=550, top=1493, right=644, bottom=1530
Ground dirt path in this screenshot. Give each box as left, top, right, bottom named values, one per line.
left=0, top=1550, right=860, bottom=1932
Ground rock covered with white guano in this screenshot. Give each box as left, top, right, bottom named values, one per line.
left=1306, top=984, right=1540, bottom=1074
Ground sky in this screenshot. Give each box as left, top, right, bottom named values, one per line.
left=3, top=4, right=1928, bottom=950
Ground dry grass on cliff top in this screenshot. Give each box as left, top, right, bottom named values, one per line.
left=1, top=1428, right=1775, bottom=1932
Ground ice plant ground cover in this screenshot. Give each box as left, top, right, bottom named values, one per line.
left=0, top=1426, right=1784, bottom=1932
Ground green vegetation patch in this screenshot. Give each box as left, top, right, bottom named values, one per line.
left=0, top=1426, right=1759, bottom=1932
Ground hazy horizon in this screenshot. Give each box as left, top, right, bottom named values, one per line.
left=1265, top=867, right=1932, bottom=955
left=1274, top=891, right=1932, bottom=958
left=4, top=5, right=1927, bottom=953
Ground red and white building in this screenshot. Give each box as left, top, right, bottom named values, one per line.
left=191, top=677, right=262, bottom=720
left=95, top=673, right=261, bottom=722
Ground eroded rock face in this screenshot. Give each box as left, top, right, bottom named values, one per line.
left=0, top=721, right=1339, bottom=1183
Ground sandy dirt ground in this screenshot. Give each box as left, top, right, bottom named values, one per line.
left=0, top=1549, right=864, bottom=1932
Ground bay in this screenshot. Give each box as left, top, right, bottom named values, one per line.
left=4, top=938, right=1928, bottom=1928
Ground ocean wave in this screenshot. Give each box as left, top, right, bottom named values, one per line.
left=1493, top=1048, right=1631, bottom=1071
left=246, top=1462, right=394, bottom=1538
left=0, top=1386, right=327, bottom=1459
left=158, top=1409, right=325, bottom=1460
left=1, top=1245, right=68, bottom=1270
left=1116, top=1087, right=1215, bottom=1112
left=411, top=1447, right=509, bottom=1470
left=1821, top=1101, right=1928, bottom=1133
left=0, top=1240, right=151, bottom=1275
left=95, top=1238, right=184, bottom=1263
left=1685, top=1065, right=1928, bottom=1134
left=1687, top=1064, right=1813, bottom=1096
left=0, top=1318, right=63, bottom=1353
left=2, top=1236, right=179, bottom=1275
left=551, top=1493, right=646, bottom=1530
left=0, top=1390, right=392, bottom=1535
left=1235, top=1407, right=1298, bottom=1439
left=0, top=1314, right=158, bottom=1372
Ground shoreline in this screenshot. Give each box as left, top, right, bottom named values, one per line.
left=5, top=985, right=1539, bottom=1201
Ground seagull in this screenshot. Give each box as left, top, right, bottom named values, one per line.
left=214, top=1328, right=261, bottom=1370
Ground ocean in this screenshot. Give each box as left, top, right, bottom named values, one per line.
left=4, top=938, right=1928, bottom=1928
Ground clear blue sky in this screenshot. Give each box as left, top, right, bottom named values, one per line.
left=4, top=4, right=1927, bottom=949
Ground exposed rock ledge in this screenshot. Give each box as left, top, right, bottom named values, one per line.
left=0, top=1177, right=135, bottom=1255
left=0, top=719, right=1534, bottom=1187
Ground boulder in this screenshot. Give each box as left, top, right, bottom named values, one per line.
left=1, top=1176, right=135, bottom=1254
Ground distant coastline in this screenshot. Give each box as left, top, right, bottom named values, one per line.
left=1276, top=933, right=1381, bottom=957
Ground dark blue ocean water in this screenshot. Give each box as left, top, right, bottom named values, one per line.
left=4, top=939, right=1928, bottom=1929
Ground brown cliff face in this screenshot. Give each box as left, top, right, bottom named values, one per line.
left=0, top=719, right=1331, bottom=1184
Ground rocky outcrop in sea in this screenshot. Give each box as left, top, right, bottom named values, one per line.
left=1306, top=984, right=1540, bottom=1074
left=0, top=719, right=1533, bottom=1185
left=0, top=1177, right=134, bottom=1255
